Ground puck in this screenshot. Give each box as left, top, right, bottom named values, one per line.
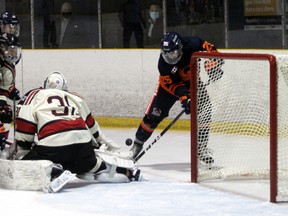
left=125, top=138, right=133, bottom=146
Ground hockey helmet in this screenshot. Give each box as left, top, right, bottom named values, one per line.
left=44, top=71, right=68, bottom=91
left=0, top=12, right=20, bottom=36
left=160, top=32, right=183, bottom=65
left=0, top=32, right=21, bottom=64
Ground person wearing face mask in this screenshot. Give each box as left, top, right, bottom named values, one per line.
left=47, top=2, right=90, bottom=48
left=146, top=4, right=163, bottom=48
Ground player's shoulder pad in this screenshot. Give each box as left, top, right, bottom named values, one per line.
left=182, top=36, right=204, bottom=51
left=18, top=87, right=42, bottom=105
left=68, top=91, right=85, bottom=100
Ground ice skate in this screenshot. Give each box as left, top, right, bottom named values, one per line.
left=128, top=168, right=143, bottom=181
left=48, top=164, right=74, bottom=193
left=198, top=148, right=214, bottom=168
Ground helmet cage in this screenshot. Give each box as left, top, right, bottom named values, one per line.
left=0, top=44, right=21, bottom=64
left=161, top=32, right=183, bottom=64
left=0, top=23, right=20, bottom=36
left=161, top=48, right=183, bottom=65
left=44, top=72, right=68, bottom=91
left=0, top=32, right=21, bottom=64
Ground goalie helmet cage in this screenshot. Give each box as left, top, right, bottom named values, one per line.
left=190, top=52, right=288, bottom=203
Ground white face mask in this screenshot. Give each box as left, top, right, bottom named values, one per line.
left=149, top=11, right=160, bottom=20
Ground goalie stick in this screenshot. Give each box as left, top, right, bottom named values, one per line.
left=134, top=109, right=185, bottom=162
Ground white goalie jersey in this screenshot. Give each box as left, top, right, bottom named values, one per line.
left=15, top=88, right=99, bottom=147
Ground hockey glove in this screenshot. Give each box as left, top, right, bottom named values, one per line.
left=0, top=104, right=13, bottom=123
left=93, top=131, right=121, bottom=151
left=180, top=96, right=190, bottom=115
left=8, top=86, right=20, bottom=100
left=204, top=59, right=224, bottom=82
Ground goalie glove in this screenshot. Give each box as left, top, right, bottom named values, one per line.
left=180, top=95, right=190, bottom=115
left=93, top=131, right=121, bottom=151
left=204, top=58, right=224, bottom=82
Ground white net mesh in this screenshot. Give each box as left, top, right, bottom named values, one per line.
left=193, top=53, right=288, bottom=202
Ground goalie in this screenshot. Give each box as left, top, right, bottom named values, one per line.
left=13, top=72, right=141, bottom=192
left=129, top=32, right=224, bottom=165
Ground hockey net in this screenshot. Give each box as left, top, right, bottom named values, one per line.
left=190, top=51, right=288, bottom=203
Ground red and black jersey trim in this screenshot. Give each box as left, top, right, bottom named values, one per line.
left=38, top=118, right=87, bottom=140
left=24, top=89, right=41, bottom=105
left=16, top=117, right=37, bottom=135
left=85, top=113, right=95, bottom=129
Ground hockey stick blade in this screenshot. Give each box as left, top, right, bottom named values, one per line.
left=134, top=109, right=185, bottom=162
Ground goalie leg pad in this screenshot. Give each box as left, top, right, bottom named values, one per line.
left=95, top=149, right=135, bottom=169
left=0, top=159, right=74, bottom=192
left=77, top=150, right=141, bottom=183
left=95, top=172, right=130, bottom=183
left=0, top=159, right=53, bottom=192
left=76, top=162, right=130, bottom=183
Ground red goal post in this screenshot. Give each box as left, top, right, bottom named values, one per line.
left=189, top=51, right=288, bottom=203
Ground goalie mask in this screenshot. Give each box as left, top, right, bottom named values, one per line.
left=44, top=72, right=68, bottom=91
left=161, top=32, right=183, bottom=65
left=0, top=32, right=21, bottom=64
left=0, top=12, right=20, bottom=36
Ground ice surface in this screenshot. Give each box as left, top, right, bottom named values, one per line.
left=2, top=128, right=288, bottom=216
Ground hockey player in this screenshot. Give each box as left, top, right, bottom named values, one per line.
left=0, top=32, right=21, bottom=151
left=0, top=12, right=20, bottom=37
left=0, top=12, right=21, bottom=66
left=15, top=72, right=140, bottom=191
left=129, top=32, right=224, bottom=165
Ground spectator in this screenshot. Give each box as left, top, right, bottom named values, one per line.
left=47, top=1, right=90, bottom=48
left=146, top=4, right=163, bottom=48
left=118, top=0, right=146, bottom=48
left=42, top=0, right=54, bottom=48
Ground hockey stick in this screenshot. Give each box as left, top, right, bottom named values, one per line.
left=134, top=109, right=185, bottom=162
left=6, top=98, right=17, bottom=159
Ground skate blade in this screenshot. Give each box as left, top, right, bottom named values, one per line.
left=48, top=170, right=74, bottom=193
